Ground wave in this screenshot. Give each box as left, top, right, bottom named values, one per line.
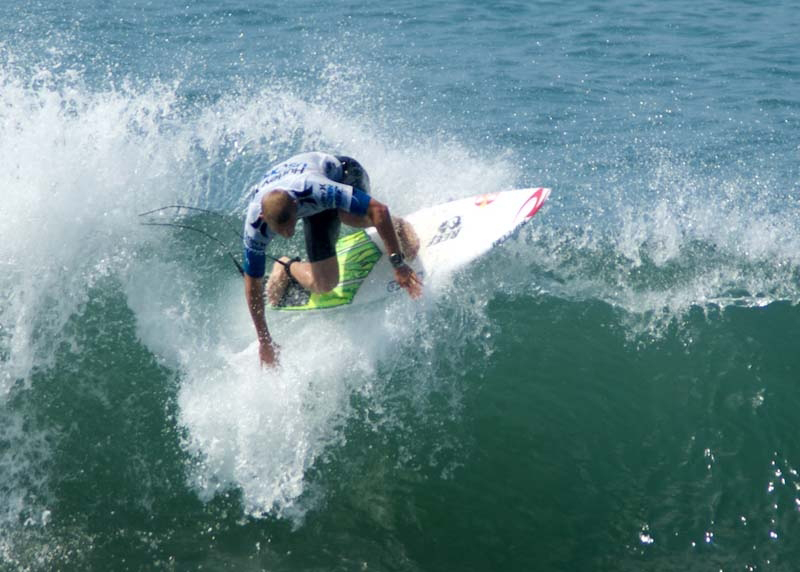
left=506, top=169, right=800, bottom=338
left=0, top=51, right=521, bottom=540
left=2, top=37, right=798, bottom=547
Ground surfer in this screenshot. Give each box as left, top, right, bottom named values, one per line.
left=243, top=152, right=422, bottom=367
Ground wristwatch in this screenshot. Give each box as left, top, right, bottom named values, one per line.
left=389, top=252, right=405, bottom=269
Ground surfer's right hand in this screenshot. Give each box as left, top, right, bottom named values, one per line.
left=259, top=337, right=280, bottom=368
left=394, top=265, right=423, bottom=299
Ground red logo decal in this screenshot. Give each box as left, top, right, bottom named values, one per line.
left=474, top=193, right=499, bottom=207
left=514, top=188, right=548, bottom=221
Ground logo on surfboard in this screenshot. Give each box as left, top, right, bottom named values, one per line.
left=427, top=216, right=462, bottom=247
left=514, top=188, right=549, bottom=222
left=474, top=193, right=499, bottom=207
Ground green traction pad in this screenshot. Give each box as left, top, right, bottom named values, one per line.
left=272, top=230, right=383, bottom=311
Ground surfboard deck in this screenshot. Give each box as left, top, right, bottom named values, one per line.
left=270, top=187, right=551, bottom=311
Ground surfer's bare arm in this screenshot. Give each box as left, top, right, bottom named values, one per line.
left=244, top=273, right=279, bottom=367
left=366, top=199, right=423, bottom=299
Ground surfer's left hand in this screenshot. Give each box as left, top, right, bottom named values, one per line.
left=259, top=337, right=280, bottom=368
left=394, top=265, right=423, bottom=299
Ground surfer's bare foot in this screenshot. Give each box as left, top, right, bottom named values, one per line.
left=266, top=257, right=292, bottom=306
left=395, top=218, right=420, bottom=261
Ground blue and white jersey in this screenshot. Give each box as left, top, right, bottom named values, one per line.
left=242, top=152, right=370, bottom=257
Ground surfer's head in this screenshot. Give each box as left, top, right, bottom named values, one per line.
left=261, top=190, right=297, bottom=238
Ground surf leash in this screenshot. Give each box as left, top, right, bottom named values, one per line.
left=137, top=205, right=243, bottom=242
left=139, top=220, right=246, bottom=276
left=138, top=205, right=298, bottom=277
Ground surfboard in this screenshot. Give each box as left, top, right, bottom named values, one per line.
left=269, top=187, right=551, bottom=311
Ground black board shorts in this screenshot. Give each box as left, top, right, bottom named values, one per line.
left=302, top=155, right=371, bottom=263
left=303, top=209, right=341, bottom=262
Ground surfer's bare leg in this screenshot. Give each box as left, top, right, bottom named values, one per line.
left=339, top=211, right=420, bottom=261
left=266, top=256, right=340, bottom=304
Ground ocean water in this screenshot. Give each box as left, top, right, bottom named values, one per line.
left=1, top=0, right=799, bottom=570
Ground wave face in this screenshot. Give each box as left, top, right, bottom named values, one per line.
left=2, top=1, right=799, bottom=570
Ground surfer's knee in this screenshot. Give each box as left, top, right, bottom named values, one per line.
left=395, top=217, right=420, bottom=261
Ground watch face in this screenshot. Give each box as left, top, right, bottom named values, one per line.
left=389, top=253, right=403, bottom=267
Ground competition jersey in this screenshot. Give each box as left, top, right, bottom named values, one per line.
left=242, top=152, right=368, bottom=255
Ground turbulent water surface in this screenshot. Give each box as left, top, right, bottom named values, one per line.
left=1, top=1, right=799, bottom=570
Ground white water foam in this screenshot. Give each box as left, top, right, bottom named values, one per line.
left=0, top=61, right=202, bottom=545
left=1, top=42, right=523, bottom=532
left=121, top=79, right=521, bottom=523
left=0, top=67, right=193, bottom=392
left=505, top=150, right=800, bottom=338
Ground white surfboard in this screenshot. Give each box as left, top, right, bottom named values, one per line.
left=270, top=187, right=551, bottom=311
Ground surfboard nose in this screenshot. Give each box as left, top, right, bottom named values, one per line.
left=514, top=187, right=551, bottom=223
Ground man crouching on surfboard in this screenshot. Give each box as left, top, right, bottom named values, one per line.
left=243, top=151, right=422, bottom=367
